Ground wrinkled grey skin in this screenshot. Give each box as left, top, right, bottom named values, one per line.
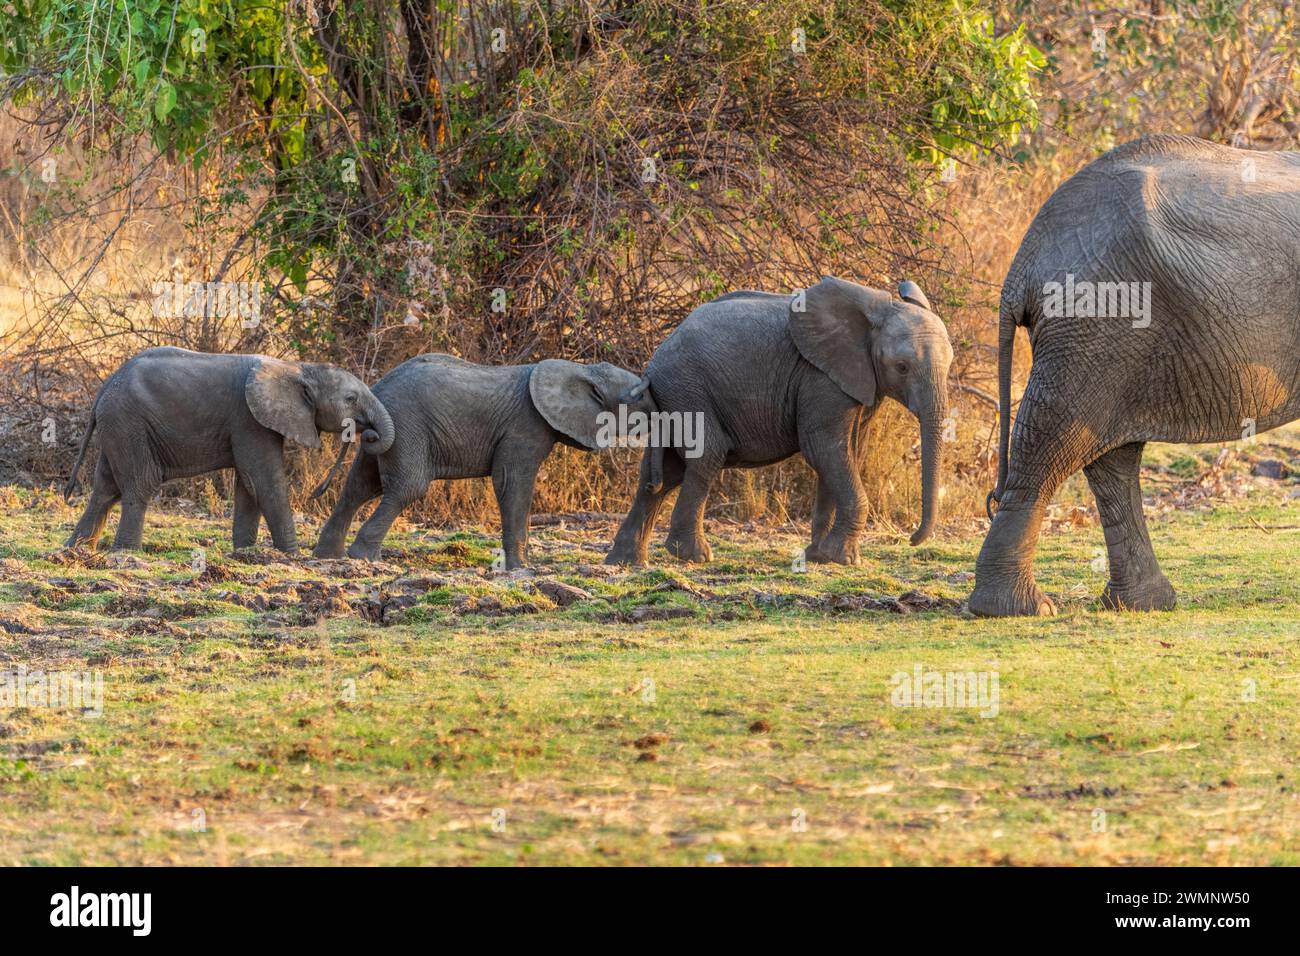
left=971, top=134, right=1300, bottom=617
left=313, top=354, right=654, bottom=569
left=606, top=277, right=953, bottom=566
left=64, top=347, right=394, bottom=552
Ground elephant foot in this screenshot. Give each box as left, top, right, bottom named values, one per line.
left=968, top=576, right=1057, bottom=617
left=312, top=538, right=347, bottom=559
left=1100, top=575, right=1176, bottom=612
left=347, top=541, right=383, bottom=562
left=604, top=545, right=648, bottom=567
left=805, top=539, right=860, bottom=566
left=664, top=533, right=712, bottom=564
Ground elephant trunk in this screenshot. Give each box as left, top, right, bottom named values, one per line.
left=359, top=393, right=394, bottom=456
left=911, top=392, right=946, bottom=546
left=310, top=438, right=352, bottom=499
left=642, top=389, right=663, bottom=493
left=645, top=443, right=664, bottom=493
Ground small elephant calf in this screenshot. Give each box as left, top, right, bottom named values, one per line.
left=313, top=354, right=654, bottom=568
left=64, top=347, right=394, bottom=552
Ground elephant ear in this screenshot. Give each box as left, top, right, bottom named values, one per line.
left=529, top=359, right=628, bottom=450
left=789, top=276, right=893, bottom=406
left=898, top=280, right=932, bottom=311
left=245, top=358, right=321, bottom=449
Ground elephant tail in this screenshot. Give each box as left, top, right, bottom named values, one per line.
left=64, top=409, right=96, bottom=501
left=987, top=283, right=1023, bottom=521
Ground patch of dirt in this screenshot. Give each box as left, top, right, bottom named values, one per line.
left=194, top=562, right=238, bottom=583
left=530, top=579, right=594, bottom=607
left=302, top=558, right=403, bottom=578
left=1147, top=447, right=1299, bottom=515
left=449, top=594, right=541, bottom=618
left=0, top=558, right=32, bottom=579
left=122, top=618, right=187, bottom=637
left=228, top=548, right=302, bottom=567
left=0, top=603, right=42, bottom=635
left=104, top=593, right=214, bottom=621
left=599, top=605, right=697, bottom=623
left=1021, top=783, right=1122, bottom=801
left=43, top=547, right=114, bottom=569
left=742, top=588, right=960, bottom=615
left=529, top=511, right=622, bottom=527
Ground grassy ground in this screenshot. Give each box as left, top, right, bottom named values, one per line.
left=2, top=441, right=1299, bottom=866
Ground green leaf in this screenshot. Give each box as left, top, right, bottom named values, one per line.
left=154, top=80, right=177, bottom=122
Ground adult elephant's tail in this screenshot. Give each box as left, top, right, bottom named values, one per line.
left=986, top=280, right=1024, bottom=520
left=63, top=409, right=96, bottom=501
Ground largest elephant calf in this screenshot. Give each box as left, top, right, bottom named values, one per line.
left=64, top=347, right=394, bottom=552
left=606, top=277, right=953, bottom=566
left=972, top=133, right=1300, bottom=616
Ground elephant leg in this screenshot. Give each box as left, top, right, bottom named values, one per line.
left=664, top=451, right=722, bottom=563
left=112, top=484, right=157, bottom=551
left=66, top=457, right=120, bottom=549
left=492, top=456, right=543, bottom=571
left=254, top=477, right=297, bottom=553
left=801, top=434, right=865, bottom=566
left=231, top=474, right=261, bottom=550
left=313, top=452, right=383, bottom=558
left=606, top=450, right=686, bottom=566
left=969, top=386, right=1098, bottom=617
left=348, top=480, right=423, bottom=561
left=1084, top=443, right=1175, bottom=612
left=807, top=478, right=836, bottom=556
left=105, top=442, right=162, bottom=551
left=233, top=436, right=297, bottom=553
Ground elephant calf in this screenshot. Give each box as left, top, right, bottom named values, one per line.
left=313, top=354, right=654, bottom=568
left=64, top=347, right=394, bottom=552
left=606, top=277, right=952, bottom=567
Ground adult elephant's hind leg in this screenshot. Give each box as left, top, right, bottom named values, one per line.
left=970, top=387, right=1099, bottom=617
left=1084, top=442, right=1175, bottom=612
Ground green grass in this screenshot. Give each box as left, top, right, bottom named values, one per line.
left=1, top=465, right=1298, bottom=865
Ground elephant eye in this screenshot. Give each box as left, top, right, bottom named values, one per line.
left=895, top=362, right=909, bottom=375
left=346, top=394, right=357, bottom=404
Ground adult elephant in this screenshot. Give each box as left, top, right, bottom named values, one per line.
left=605, top=277, right=953, bottom=566
left=971, top=133, right=1300, bottom=617
left=64, top=347, right=393, bottom=552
